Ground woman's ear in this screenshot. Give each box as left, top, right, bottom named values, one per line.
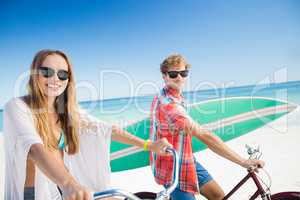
left=162, top=73, right=167, bottom=81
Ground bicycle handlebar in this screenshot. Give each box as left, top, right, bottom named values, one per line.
left=93, top=147, right=179, bottom=200
left=156, top=147, right=179, bottom=200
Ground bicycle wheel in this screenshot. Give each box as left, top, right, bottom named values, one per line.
left=271, top=191, right=300, bottom=200
left=131, top=192, right=157, bottom=200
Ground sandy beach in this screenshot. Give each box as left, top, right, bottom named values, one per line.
left=0, top=107, right=299, bottom=199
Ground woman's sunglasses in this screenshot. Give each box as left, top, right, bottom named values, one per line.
left=166, top=70, right=189, bottom=79
left=38, top=66, right=69, bottom=81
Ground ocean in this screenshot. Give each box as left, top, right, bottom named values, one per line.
left=0, top=80, right=300, bottom=131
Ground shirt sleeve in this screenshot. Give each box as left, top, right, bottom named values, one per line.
left=78, top=108, right=112, bottom=139
left=161, top=102, right=193, bottom=131
left=4, top=98, right=43, bottom=154
left=64, top=108, right=113, bottom=191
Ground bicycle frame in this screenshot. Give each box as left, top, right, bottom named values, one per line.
left=223, top=169, right=271, bottom=200
left=223, top=168, right=300, bottom=200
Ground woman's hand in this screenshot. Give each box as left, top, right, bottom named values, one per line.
left=148, top=138, right=173, bottom=155
left=61, top=179, right=92, bottom=200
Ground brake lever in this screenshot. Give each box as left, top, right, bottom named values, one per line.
left=245, top=144, right=261, bottom=159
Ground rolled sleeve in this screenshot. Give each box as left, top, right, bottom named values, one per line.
left=162, top=102, right=193, bottom=132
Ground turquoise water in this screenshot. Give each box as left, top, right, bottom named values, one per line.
left=1, top=80, right=300, bottom=131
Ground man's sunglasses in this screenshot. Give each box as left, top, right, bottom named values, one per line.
left=38, top=66, right=69, bottom=81
left=166, top=70, right=189, bottom=79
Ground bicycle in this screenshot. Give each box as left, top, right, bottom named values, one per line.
left=93, top=146, right=300, bottom=200
left=221, top=145, right=300, bottom=200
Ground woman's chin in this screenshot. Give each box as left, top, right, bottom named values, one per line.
left=44, top=90, right=64, bottom=98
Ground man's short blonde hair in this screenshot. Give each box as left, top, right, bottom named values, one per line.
left=160, top=54, right=191, bottom=74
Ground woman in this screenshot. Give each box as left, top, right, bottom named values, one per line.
left=3, top=49, right=171, bottom=200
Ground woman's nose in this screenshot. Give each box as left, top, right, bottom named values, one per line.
left=48, top=72, right=60, bottom=82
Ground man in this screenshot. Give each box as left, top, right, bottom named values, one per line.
left=149, top=54, right=265, bottom=200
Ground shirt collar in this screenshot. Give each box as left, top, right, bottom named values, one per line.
left=164, top=86, right=183, bottom=100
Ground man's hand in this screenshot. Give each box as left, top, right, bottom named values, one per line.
left=241, top=159, right=265, bottom=172
left=149, top=138, right=173, bottom=155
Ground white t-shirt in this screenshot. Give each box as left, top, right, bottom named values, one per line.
left=3, top=98, right=112, bottom=200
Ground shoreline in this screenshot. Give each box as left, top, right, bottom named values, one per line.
left=1, top=80, right=300, bottom=110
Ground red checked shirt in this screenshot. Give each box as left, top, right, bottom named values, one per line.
left=149, top=86, right=199, bottom=194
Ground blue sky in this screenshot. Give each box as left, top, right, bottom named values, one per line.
left=0, top=0, right=299, bottom=107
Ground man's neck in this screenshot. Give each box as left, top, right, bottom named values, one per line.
left=165, top=85, right=182, bottom=97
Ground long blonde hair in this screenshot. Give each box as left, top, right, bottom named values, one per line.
left=24, top=49, right=79, bottom=154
